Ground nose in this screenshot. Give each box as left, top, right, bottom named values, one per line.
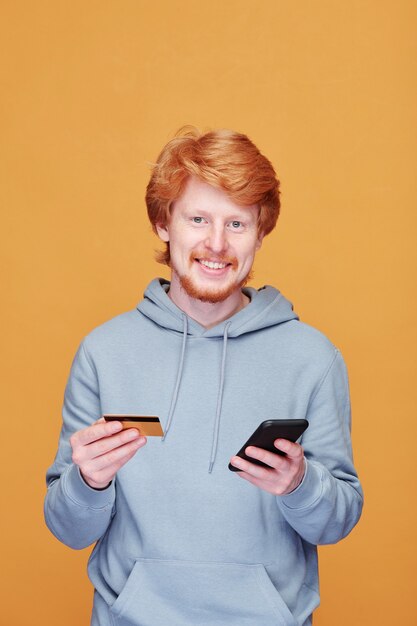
left=205, top=224, right=228, bottom=255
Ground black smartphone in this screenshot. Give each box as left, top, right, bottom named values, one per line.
left=228, top=419, right=309, bottom=471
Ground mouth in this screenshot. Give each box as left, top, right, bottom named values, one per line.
left=196, top=259, right=231, bottom=270
left=192, top=255, right=238, bottom=276
left=189, top=251, right=238, bottom=277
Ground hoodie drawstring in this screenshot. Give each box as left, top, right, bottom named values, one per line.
left=162, top=314, right=188, bottom=441
left=162, top=315, right=230, bottom=474
left=208, top=322, right=231, bottom=473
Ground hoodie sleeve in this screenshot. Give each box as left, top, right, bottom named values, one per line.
left=44, top=341, right=116, bottom=550
left=276, top=349, right=363, bottom=545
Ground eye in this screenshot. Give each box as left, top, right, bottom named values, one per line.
left=230, top=220, right=243, bottom=229
left=192, top=216, right=205, bottom=224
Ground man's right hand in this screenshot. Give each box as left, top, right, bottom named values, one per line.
left=70, top=418, right=147, bottom=490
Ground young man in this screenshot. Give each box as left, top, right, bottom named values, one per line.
left=45, top=127, right=363, bottom=626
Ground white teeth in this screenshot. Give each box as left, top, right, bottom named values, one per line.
left=200, top=260, right=227, bottom=269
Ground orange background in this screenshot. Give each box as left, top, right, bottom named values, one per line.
left=1, top=1, right=416, bottom=624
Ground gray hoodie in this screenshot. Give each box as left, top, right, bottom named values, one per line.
left=45, top=278, right=363, bottom=626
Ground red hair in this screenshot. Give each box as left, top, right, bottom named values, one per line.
left=145, top=126, right=280, bottom=265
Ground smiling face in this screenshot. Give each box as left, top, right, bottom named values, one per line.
left=156, top=177, right=262, bottom=310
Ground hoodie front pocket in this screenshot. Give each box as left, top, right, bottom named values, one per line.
left=110, top=558, right=296, bottom=626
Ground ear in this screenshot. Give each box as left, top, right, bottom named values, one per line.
left=156, top=223, right=170, bottom=243
left=255, top=233, right=264, bottom=251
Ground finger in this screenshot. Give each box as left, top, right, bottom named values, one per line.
left=75, top=420, right=123, bottom=446
left=244, top=446, right=288, bottom=470
left=86, top=436, right=147, bottom=473
left=229, top=455, right=273, bottom=480
left=236, top=471, right=271, bottom=490
left=274, top=439, right=304, bottom=459
left=83, top=439, right=147, bottom=486
left=236, top=469, right=297, bottom=496
left=87, top=428, right=144, bottom=461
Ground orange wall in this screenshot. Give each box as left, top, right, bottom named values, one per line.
left=1, top=1, right=416, bottom=624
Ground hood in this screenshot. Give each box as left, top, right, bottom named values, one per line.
left=137, top=278, right=298, bottom=336
left=136, top=278, right=299, bottom=473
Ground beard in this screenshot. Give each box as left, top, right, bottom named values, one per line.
left=176, top=253, right=253, bottom=304
left=178, top=273, right=252, bottom=303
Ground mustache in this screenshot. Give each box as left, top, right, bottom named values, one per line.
left=190, top=251, right=238, bottom=269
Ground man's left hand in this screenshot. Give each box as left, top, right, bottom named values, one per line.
left=230, top=439, right=305, bottom=496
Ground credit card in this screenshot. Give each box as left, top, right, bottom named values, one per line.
left=103, top=415, right=164, bottom=436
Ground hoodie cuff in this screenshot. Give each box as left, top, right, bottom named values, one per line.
left=278, top=459, right=323, bottom=510
left=62, top=464, right=116, bottom=509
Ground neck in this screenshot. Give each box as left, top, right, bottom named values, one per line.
left=167, top=275, right=249, bottom=329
